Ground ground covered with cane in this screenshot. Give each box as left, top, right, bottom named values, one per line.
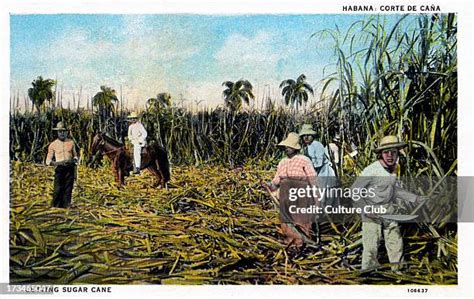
left=10, top=162, right=457, bottom=284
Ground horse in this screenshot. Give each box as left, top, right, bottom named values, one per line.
left=89, top=133, right=170, bottom=188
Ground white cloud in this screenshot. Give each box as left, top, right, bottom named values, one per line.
left=121, top=15, right=150, bottom=36
left=215, top=31, right=282, bottom=78
left=180, top=81, right=224, bottom=108
left=44, top=29, right=115, bottom=65
left=120, top=16, right=204, bottom=63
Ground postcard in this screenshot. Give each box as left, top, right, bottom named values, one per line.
left=1, top=0, right=472, bottom=298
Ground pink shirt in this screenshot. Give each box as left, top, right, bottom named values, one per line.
left=272, top=154, right=317, bottom=186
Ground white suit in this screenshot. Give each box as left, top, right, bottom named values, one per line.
left=128, top=121, right=147, bottom=169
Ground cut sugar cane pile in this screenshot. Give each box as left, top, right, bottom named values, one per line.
left=10, top=161, right=457, bottom=285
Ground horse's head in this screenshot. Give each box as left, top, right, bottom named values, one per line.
left=88, top=133, right=106, bottom=167
left=90, top=133, right=106, bottom=155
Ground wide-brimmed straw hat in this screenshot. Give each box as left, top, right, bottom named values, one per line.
left=127, top=112, right=139, bottom=119
left=52, top=121, right=68, bottom=131
left=277, top=132, right=301, bottom=150
left=374, top=135, right=407, bottom=153
left=298, top=124, right=317, bottom=136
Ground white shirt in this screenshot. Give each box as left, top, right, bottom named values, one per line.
left=128, top=122, right=147, bottom=145
left=329, top=142, right=339, bottom=164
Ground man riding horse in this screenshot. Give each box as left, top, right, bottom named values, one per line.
left=127, top=112, right=147, bottom=175
left=89, top=112, right=170, bottom=188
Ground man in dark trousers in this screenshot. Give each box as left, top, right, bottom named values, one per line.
left=45, top=121, right=78, bottom=208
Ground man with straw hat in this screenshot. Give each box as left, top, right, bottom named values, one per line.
left=351, top=135, right=426, bottom=272
left=262, top=132, right=318, bottom=250
left=127, top=112, right=147, bottom=174
left=45, top=121, right=78, bottom=208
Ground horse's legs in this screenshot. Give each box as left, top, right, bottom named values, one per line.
left=119, top=169, right=125, bottom=186
left=113, top=169, right=120, bottom=185
left=141, top=148, right=166, bottom=188
left=154, top=159, right=166, bottom=188
left=147, top=165, right=162, bottom=188
left=113, top=158, right=123, bottom=189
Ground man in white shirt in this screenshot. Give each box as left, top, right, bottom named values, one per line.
left=127, top=112, right=147, bottom=174
left=351, top=135, right=426, bottom=272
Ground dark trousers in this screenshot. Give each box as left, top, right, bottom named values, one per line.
left=52, top=164, right=75, bottom=208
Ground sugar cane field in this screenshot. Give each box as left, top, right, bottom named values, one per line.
left=9, top=14, right=458, bottom=284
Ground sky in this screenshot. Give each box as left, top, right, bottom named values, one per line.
left=10, top=14, right=409, bottom=110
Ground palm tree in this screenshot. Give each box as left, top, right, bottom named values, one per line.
left=222, top=80, right=255, bottom=112
left=27, top=76, right=56, bottom=113
left=279, top=74, right=314, bottom=110
left=93, top=85, right=118, bottom=115
left=147, top=92, right=171, bottom=113
left=92, top=85, right=119, bottom=131
left=144, top=92, right=172, bottom=147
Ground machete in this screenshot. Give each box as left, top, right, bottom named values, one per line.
left=379, top=214, right=419, bottom=222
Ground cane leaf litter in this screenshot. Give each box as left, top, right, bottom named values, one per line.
left=10, top=162, right=457, bottom=284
